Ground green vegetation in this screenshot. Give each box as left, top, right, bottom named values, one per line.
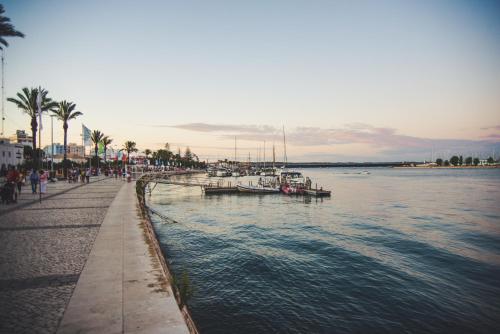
left=52, top=101, right=82, bottom=177
left=436, top=156, right=497, bottom=167
left=172, top=270, right=194, bottom=308
left=91, top=130, right=104, bottom=163
left=102, top=136, right=113, bottom=163
left=7, top=87, right=58, bottom=168
left=0, top=4, right=24, bottom=48
left=123, top=141, right=138, bottom=164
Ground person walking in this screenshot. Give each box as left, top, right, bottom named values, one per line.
left=29, top=169, right=39, bottom=194
left=6, top=166, right=19, bottom=203
left=17, top=169, right=24, bottom=195
left=85, top=168, right=91, bottom=183
left=39, top=170, right=48, bottom=194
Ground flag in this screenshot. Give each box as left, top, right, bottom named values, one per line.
left=82, top=124, right=91, bottom=146
left=37, top=91, right=42, bottom=130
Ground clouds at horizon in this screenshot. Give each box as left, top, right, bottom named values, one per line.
left=170, top=122, right=500, bottom=161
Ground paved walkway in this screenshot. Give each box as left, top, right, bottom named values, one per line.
left=0, top=177, right=189, bottom=333
left=58, top=181, right=189, bottom=334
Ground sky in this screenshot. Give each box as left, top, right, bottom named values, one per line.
left=2, top=0, right=500, bottom=162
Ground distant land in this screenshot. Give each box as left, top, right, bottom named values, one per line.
left=251, top=162, right=499, bottom=168
left=254, top=162, right=418, bottom=168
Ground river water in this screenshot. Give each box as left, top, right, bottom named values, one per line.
left=147, top=168, right=500, bottom=333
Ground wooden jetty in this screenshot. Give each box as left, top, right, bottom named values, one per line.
left=303, top=188, right=331, bottom=197
left=203, top=186, right=239, bottom=194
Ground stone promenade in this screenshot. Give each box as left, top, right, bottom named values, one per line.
left=0, top=177, right=189, bottom=333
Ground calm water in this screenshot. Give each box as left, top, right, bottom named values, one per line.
left=148, top=168, right=500, bottom=333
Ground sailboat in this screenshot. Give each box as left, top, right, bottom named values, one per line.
left=277, top=126, right=306, bottom=194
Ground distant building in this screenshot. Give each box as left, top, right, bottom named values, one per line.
left=9, top=130, right=33, bottom=147
left=0, top=138, right=24, bottom=168
left=67, top=143, right=85, bottom=157
left=43, top=143, right=65, bottom=157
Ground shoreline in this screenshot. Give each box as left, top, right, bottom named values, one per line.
left=136, top=172, right=200, bottom=334
left=393, top=165, right=500, bottom=169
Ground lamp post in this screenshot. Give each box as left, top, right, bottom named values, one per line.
left=50, top=115, right=55, bottom=174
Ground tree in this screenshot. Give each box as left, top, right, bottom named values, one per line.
left=459, top=155, right=463, bottom=166
left=444, top=160, right=450, bottom=166
left=0, top=4, right=24, bottom=49
left=123, top=141, right=138, bottom=164
left=144, top=149, right=152, bottom=164
left=184, top=147, right=192, bottom=160
left=473, top=158, right=479, bottom=166
left=101, top=136, right=113, bottom=164
left=450, top=156, right=459, bottom=166
left=487, top=156, right=494, bottom=165
left=436, top=158, right=443, bottom=166
left=91, top=130, right=104, bottom=163
left=52, top=101, right=82, bottom=177
left=7, top=87, right=57, bottom=168
left=465, top=157, right=473, bottom=166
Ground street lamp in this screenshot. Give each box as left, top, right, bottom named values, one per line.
left=50, top=115, right=55, bottom=174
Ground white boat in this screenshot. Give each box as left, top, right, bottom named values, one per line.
left=215, top=169, right=232, bottom=177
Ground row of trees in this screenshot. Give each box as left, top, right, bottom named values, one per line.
left=436, top=156, right=497, bottom=167
left=143, top=143, right=205, bottom=168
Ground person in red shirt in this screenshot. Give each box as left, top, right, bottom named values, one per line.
left=5, top=166, right=19, bottom=203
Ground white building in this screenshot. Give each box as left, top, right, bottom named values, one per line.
left=0, top=138, right=24, bottom=168
left=68, top=143, right=85, bottom=157
left=9, top=130, right=33, bottom=147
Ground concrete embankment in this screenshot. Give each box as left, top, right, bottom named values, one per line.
left=57, top=180, right=191, bottom=333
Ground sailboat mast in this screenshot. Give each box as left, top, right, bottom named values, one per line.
left=263, top=141, right=266, bottom=170
left=273, top=143, right=275, bottom=170
left=283, top=125, right=287, bottom=167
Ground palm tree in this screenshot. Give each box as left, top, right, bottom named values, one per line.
left=52, top=101, right=82, bottom=177
left=102, top=136, right=113, bottom=163
left=91, top=130, right=104, bottom=163
left=0, top=4, right=25, bottom=49
left=7, top=87, right=56, bottom=167
left=144, top=149, right=152, bottom=165
left=123, top=141, right=138, bottom=164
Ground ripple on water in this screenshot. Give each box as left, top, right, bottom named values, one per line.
left=149, top=168, right=500, bottom=333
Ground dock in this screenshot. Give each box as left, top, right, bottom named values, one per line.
left=303, top=188, right=332, bottom=197
left=203, top=186, right=239, bottom=194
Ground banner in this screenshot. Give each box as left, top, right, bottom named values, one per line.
left=82, top=124, right=92, bottom=146
left=98, top=141, right=104, bottom=155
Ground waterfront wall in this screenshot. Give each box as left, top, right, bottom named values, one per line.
left=136, top=174, right=200, bottom=334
